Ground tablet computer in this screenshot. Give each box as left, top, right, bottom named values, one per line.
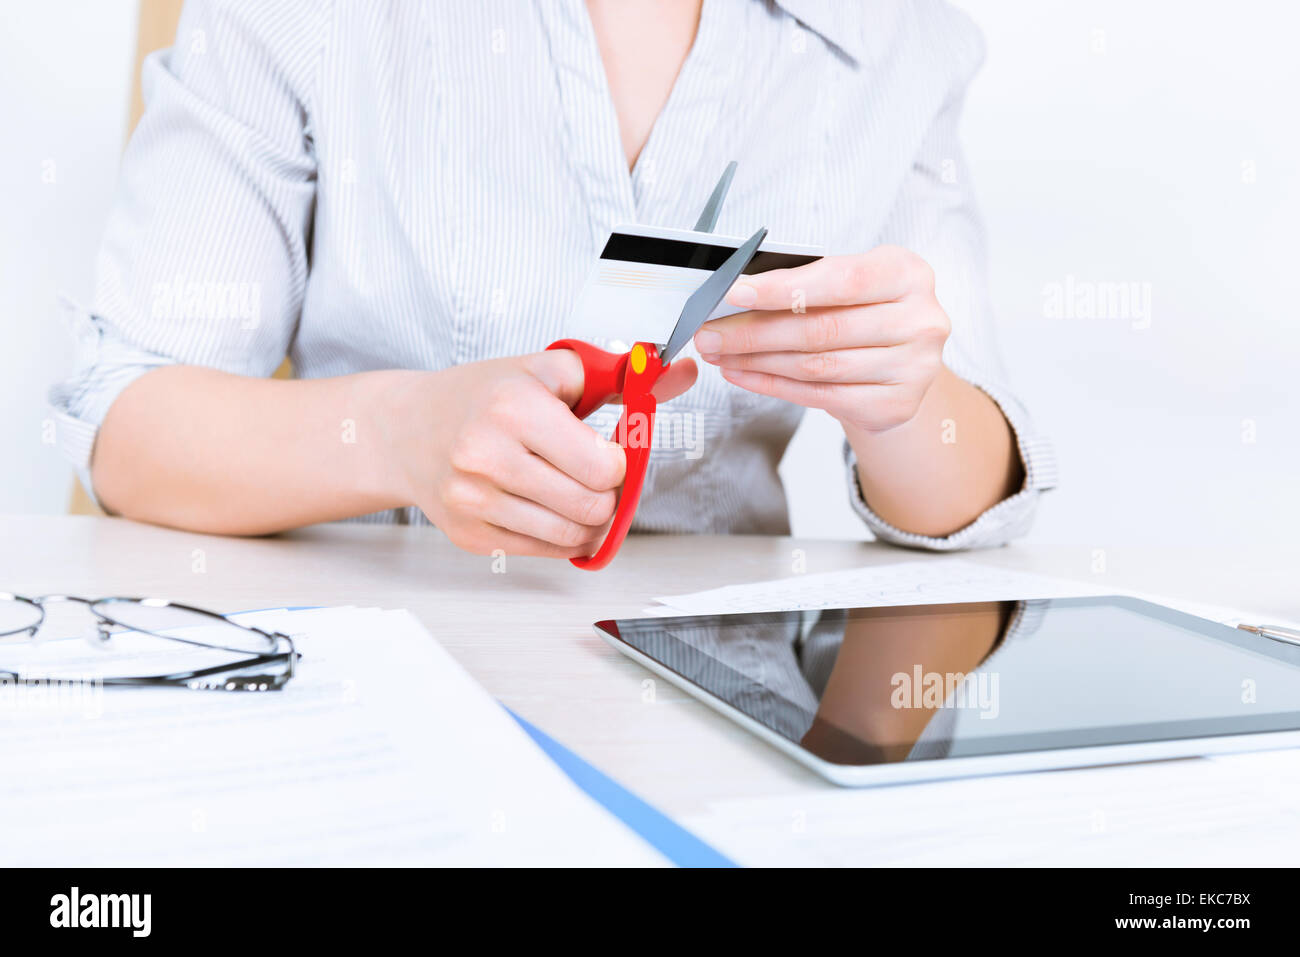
left=594, top=596, right=1300, bottom=787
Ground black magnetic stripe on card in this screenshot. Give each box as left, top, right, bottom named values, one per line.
left=600, top=234, right=820, bottom=274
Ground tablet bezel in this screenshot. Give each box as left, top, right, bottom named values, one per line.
left=594, top=595, right=1300, bottom=787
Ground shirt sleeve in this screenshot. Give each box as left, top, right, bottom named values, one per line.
left=46, top=0, right=329, bottom=495
left=844, top=11, right=1057, bottom=551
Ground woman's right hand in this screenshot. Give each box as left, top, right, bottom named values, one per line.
left=374, top=350, right=697, bottom=558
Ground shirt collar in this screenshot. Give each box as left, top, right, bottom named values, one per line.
left=770, top=0, right=868, bottom=62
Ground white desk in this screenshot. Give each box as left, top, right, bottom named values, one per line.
left=4, top=515, right=1299, bottom=864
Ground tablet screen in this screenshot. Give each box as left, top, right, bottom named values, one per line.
left=600, top=597, right=1300, bottom=766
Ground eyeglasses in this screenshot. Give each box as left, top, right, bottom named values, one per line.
left=0, top=593, right=298, bottom=691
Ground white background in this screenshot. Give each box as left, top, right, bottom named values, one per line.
left=2, top=0, right=1297, bottom=549
left=0, top=0, right=136, bottom=513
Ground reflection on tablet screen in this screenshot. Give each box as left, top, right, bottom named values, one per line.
left=609, top=598, right=1300, bottom=766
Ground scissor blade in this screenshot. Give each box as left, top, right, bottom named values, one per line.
left=693, top=160, right=738, bottom=233
left=660, top=225, right=767, bottom=364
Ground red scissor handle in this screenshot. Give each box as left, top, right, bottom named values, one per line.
left=547, top=339, right=629, bottom=419
left=547, top=338, right=664, bottom=570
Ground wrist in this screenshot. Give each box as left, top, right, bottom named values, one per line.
left=843, top=367, right=1022, bottom=537
left=843, top=365, right=957, bottom=470
left=837, top=367, right=946, bottom=450
left=355, top=369, right=428, bottom=508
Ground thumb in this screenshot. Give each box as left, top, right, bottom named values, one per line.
left=651, top=357, right=697, bottom=402
left=525, top=349, right=698, bottom=410
left=523, top=349, right=587, bottom=409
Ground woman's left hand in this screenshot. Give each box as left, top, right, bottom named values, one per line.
left=692, top=245, right=951, bottom=433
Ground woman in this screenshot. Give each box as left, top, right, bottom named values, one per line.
left=50, top=0, right=1054, bottom=557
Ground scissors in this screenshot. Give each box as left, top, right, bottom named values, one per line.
left=547, top=163, right=766, bottom=570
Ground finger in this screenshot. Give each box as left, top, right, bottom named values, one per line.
left=651, top=357, right=697, bottom=401
left=523, top=349, right=587, bottom=409
left=475, top=481, right=606, bottom=550
left=695, top=302, right=912, bottom=355
left=718, top=366, right=885, bottom=416
left=456, top=519, right=599, bottom=560
left=494, top=447, right=618, bottom=527
left=711, top=346, right=911, bottom=384
left=517, top=390, right=627, bottom=491
left=526, top=347, right=696, bottom=406
left=724, top=246, right=930, bottom=311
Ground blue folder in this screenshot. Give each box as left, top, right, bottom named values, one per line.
left=507, top=708, right=735, bottom=868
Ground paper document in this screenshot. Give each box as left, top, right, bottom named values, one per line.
left=681, top=750, right=1300, bottom=867
left=652, top=558, right=1258, bottom=625
left=0, top=606, right=665, bottom=866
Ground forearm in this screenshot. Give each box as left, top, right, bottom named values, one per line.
left=844, top=366, right=1023, bottom=539
left=92, top=365, right=414, bottom=535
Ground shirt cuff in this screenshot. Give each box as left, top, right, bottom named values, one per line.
left=843, top=375, right=1057, bottom=551
left=46, top=298, right=178, bottom=503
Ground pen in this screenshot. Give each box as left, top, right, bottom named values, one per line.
left=1237, top=622, right=1300, bottom=646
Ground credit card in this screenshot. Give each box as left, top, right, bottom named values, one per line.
left=566, top=223, right=823, bottom=348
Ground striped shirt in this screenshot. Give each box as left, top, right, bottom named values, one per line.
left=49, top=0, right=1056, bottom=547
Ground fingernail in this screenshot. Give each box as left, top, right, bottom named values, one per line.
left=726, top=283, right=757, bottom=308
left=694, top=330, right=722, bottom=352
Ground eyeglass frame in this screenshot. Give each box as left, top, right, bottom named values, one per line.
left=0, top=593, right=298, bottom=691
